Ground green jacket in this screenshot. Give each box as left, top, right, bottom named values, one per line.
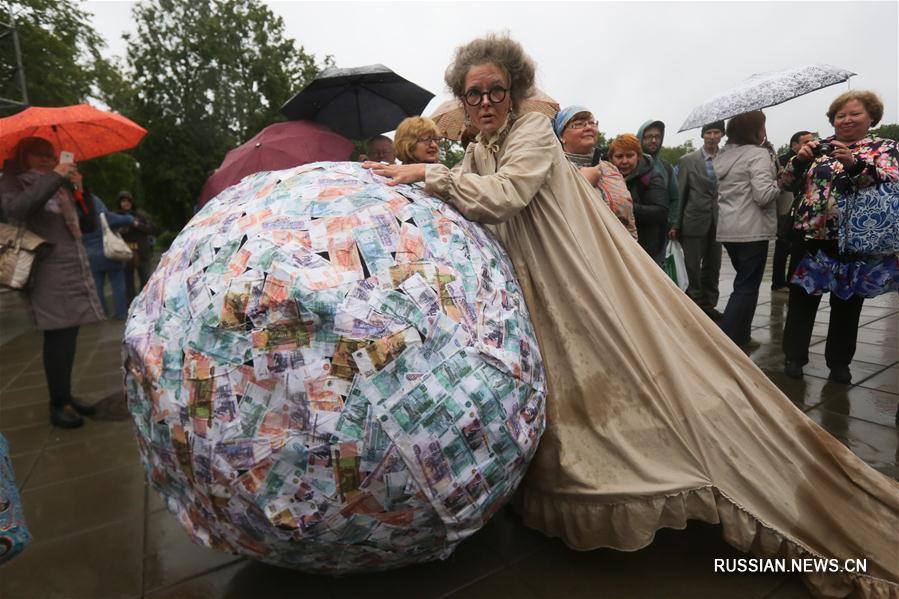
left=637, top=119, right=681, bottom=228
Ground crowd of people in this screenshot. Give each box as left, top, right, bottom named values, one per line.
left=371, top=85, right=897, bottom=389
left=2, top=31, right=897, bottom=595
left=361, top=34, right=897, bottom=596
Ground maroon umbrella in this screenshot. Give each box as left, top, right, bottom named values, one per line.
left=198, top=120, right=354, bottom=207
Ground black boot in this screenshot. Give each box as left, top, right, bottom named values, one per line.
left=828, top=366, right=852, bottom=385
left=784, top=360, right=804, bottom=379
left=50, top=404, right=84, bottom=428
left=69, top=397, right=97, bottom=416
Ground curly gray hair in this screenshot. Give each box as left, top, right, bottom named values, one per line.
left=444, top=34, right=536, bottom=110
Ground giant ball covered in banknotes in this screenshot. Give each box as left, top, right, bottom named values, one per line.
left=123, top=162, right=546, bottom=573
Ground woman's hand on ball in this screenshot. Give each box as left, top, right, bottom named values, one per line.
left=362, top=162, right=426, bottom=186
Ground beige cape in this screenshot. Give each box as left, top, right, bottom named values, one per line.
left=424, top=111, right=899, bottom=598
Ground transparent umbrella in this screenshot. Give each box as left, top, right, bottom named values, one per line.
left=679, top=64, right=856, bottom=132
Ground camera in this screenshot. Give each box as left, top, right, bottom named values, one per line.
left=812, top=142, right=834, bottom=157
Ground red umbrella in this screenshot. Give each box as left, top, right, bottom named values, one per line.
left=0, top=104, right=147, bottom=163
left=198, top=120, right=355, bottom=207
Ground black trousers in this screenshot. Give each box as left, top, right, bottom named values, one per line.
left=719, top=240, right=769, bottom=346
left=782, top=240, right=864, bottom=368
left=124, top=259, right=153, bottom=305
left=42, top=326, right=80, bottom=407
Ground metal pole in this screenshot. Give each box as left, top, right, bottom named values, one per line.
left=10, top=13, right=28, bottom=104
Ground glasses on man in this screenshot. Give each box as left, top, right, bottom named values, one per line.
left=417, top=136, right=440, bottom=144
left=464, top=86, right=508, bottom=106
left=567, top=120, right=598, bottom=130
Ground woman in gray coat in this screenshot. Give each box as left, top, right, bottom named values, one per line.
left=713, top=111, right=781, bottom=347
left=0, top=137, right=105, bottom=428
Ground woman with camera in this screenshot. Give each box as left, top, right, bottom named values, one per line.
left=779, top=90, right=899, bottom=383
left=0, top=137, right=105, bottom=428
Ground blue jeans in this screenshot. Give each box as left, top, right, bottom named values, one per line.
left=91, top=266, right=127, bottom=319
left=719, top=241, right=769, bottom=346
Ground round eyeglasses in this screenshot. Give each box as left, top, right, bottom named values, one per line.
left=464, top=86, right=508, bottom=106
left=567, top=120, right=599, bottom=130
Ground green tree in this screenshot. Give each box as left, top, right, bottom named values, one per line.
left=439, top=139, right=465, bottom=169
left=114, top=0, right=328, bottom=232
left=871, top=123, right=899, bottom=141
left=0, top=1, right=140, bottom=205
left=659, top=140, right=695, bottom=164
left=0, top=0, right=103, bottom=111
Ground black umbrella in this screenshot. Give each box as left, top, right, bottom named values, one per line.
left=280, top=64, right=435, bottom=139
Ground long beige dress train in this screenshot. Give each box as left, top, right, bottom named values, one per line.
left=424, top=112, right=899, bottom=598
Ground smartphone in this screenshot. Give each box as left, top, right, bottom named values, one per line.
left=59, top=151, right=75, bottom=164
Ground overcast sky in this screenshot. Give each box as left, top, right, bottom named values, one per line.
left=83, top=0, right=898, bottom=148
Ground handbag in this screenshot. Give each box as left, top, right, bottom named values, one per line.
left=0, top=433, right=32, bottom=564
left=100, top=212, right=134, bottom=262
left=663, top=240, right=689, bottom=292
left=838, top=181, right=899, bottom=255
left=0, top=222, right=50, bottom=290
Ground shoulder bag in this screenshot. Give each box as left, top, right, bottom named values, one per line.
left=100, top=212, right=134, bottom=262
left=838, top=181, right=899, bottom=256
left=0, top=222, right=49, bottom=290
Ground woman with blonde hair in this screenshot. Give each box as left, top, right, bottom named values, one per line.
left=365, top=35, right=899, bottom=596
left=779, top=90, right=899, bottom=383
left=393, top=116, right=441, bottom=165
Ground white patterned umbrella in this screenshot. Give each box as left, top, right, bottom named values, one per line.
left=678, top=64, right=856, bottom=132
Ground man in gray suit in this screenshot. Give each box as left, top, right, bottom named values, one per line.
left=672, top=121, right=726, bottom=321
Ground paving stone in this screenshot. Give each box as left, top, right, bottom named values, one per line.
left=855, top=365, right=899, bottom=395
left=806, top=407, right=899, bottom=480
left=0, top=516, right=144, bottom=599
left=23, top=427, right=141, bottom=490
left=2, top=422, right=49, bottom=456
left=20, top=464, right=146, bottom=543
left=143, top=510, right=243, bottom=593
left=0, top=244, right=891, bottom=597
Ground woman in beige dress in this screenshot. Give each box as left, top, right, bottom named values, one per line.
left=365, top=35, right=898, bottom=597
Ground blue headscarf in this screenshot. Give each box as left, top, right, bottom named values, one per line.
left=552, top=105, right=591, bottom=138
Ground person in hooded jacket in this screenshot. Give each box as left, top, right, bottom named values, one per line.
left=608, top=134, right=669, bottom=262
left=0, top=137, right=104, bottom=428
left=638, top=119, right=681, bottom=249
left=81, top=195, right=134, bottom=319
left=115, top=190, right=156, bottom=303
left=712, top=111, right=780, bottom=347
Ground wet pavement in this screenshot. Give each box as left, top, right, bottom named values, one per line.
left=0, top=249, right=896, bottom=599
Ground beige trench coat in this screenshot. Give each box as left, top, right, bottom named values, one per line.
left=424, top=111, right=898, bottom=598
